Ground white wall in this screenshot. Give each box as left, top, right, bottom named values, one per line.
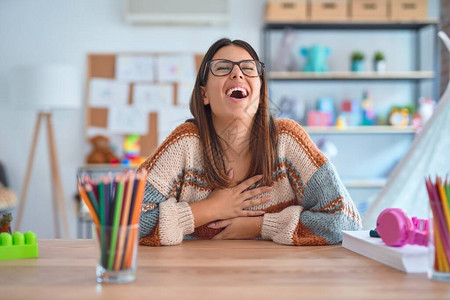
left=0, top=0, right=264, bottom=238
left=0, top=0, right=439, bottom=238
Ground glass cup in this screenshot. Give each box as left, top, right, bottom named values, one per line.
left=94, top=224, right=139, bottom=284
left=428, top=213, right=450, bottom=281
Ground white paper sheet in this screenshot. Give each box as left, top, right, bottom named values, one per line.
left=133, top=83, right=174, bottom=110
left=157, top=55, right=196, bottom=82
left=157, top=105, right=193, bottom=144
left=115, top=55, right=155, bottom=81
left=89, top=78, right=129, bottom=108
left=107, top=105, right=148, bottom=135
left=176, top=82, right=194, bottom=107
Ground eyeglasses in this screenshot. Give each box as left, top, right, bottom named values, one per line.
left=205, top=59, right=265, bottom=79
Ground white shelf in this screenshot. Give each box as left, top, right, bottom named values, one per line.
left=342, top=178, right=387, bottom=189
left=304, top=126, right=416, bottom=134
left=268, top=71, right=435, bottom=81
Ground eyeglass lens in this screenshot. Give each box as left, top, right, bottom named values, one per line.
left=210, top=60, right=261, bottom=77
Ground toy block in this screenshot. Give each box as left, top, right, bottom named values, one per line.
left=0, top=231, right=38, bottom=260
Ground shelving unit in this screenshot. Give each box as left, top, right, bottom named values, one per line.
left=262, top=20, right=439, bottom=213
left=269, top=71, right=434, bottom=81
left=304, top=125, right=416, bottom=134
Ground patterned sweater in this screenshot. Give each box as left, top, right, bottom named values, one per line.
left=138, top=118, right=362, bottom=246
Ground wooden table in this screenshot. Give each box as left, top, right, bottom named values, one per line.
left=1, top=240, right=449, bottom=299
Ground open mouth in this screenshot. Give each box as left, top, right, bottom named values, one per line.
left=226, top=87, right=248, bottom=99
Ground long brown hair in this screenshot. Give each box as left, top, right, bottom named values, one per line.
left=188, top=38, right=278, bottom=188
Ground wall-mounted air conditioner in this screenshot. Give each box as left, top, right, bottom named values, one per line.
left=123, top=0, right=230, bottom=26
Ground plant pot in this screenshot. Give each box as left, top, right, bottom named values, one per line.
left=351, top=60, right=364, bottom=72
left=374, top=60, right=386, bottom=73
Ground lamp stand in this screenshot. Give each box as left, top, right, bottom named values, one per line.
left=15, top=111, right=70, bottom=238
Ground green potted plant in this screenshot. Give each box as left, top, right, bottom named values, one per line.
left=351, top=51, right=365, bottom=72
left=373, top=51, right=386, bottom=73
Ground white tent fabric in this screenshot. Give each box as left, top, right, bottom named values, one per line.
left=363, top=32, right=450, bottom=229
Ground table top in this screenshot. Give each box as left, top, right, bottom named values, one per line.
left=1, top=239, right=449, bottom=300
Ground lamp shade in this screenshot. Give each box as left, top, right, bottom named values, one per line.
left=9, top=64, right=81, bottom=110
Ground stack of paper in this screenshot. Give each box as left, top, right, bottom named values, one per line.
left=342, top=230, right=428, bottom=273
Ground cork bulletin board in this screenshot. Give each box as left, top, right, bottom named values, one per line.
left=85, top=53, right=203, bottom=157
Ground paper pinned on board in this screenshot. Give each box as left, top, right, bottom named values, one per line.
left=176, top=82, right=194, bottom=107
left=89, top=78, right=129, bottom=108
left=133, top=83, right=174, bottom=111
left=115, top=55, right=155, bottom=82
left=108, top=105, right=148, bottom=135
left=157, top=55, right=196, bottom=82
left=157, top=106, right=192, bottom=144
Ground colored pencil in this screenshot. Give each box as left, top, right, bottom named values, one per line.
left=108, top=175, right=124, bottom=270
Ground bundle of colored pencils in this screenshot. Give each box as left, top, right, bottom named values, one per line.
left=77, top=170, right=147, bottom=271
left=425, top=176, right=450, bottom=273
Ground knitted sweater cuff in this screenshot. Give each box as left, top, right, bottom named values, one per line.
left=261, top=206, right=303, bottom=245
left=158, top=198, right=195, bottom=245
left=176, top=201, right=195, bottom=236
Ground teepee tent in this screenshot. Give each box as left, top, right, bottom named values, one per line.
left=363, top=32, right=450, bottom=229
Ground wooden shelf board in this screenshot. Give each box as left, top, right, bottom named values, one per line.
left=268, top=71, right=435, bottom=81
left=304, top=126, right=416, bottom=134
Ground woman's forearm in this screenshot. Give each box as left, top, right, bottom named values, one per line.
left=189, top=199, right=218, bottom=228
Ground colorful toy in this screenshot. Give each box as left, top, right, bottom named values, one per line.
left=376, top=208, right=428, bottom=247
left=307, top=111, right=329, bottom=126
left=0, top=213, right=12, bottom=234
left=361, top=90, right=376, bottom=125
left=0, top=231, right=38, bottom=260
left=301, top=45, right=330, bottom=72
left=340, top=99, right=361, bottom=126
left=86, top=135, right=120, bottom=164
left=123, top=134, right=145, bottom=167
left=317, top=97, right=335, bottom=126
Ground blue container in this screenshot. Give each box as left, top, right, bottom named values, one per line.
left=351, top=60, right=364, bottom=72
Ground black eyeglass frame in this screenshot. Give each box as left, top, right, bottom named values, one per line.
left=202, top=59, right=265, bottom=85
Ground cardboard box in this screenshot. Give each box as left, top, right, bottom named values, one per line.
left=351, top=0, right=388, bottom=20
left=265, top=1, right=308, bottom=22
left=390, top=0, right=427, bottom=21
left=310, top=0, right=348, bottom=21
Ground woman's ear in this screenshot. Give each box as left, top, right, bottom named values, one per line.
left=200, top=86, right=209, bottom=105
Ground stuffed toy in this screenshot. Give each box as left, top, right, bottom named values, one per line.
left=86, top=135, right=119, bottom=164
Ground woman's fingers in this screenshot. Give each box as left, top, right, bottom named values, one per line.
left=241, top=210, right=266, bottom=217
left=240, top=186, right=272, bottom=200
left=208, top=219, right=233, bottom=229
left=242, top=197, right=271, bottom=209
left=236, top=174, right=263, bottom=192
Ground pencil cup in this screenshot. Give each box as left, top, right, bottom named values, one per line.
left=95, top=224, right=139, bottom=284
left=427, top=214, right=450, bottom=281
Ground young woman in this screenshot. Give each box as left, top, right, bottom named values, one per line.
left=138, top=38, right=361, bottom=246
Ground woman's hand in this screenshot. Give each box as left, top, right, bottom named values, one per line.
left=208, top=216, right=263, bottom=240
left=206, top=170, right=271, bottom=220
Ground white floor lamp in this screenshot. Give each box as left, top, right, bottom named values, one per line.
left=9, top=65, right=80, bottom=238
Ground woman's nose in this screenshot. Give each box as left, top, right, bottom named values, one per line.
left=230, top=64, right=244, bottom=79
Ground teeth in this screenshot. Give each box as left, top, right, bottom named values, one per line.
left=226, top=87, right=248, bottom=97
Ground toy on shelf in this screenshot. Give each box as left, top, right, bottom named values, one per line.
left=307, top=111, right=329, bottom=126
left=0, top=213, right=12, bottom=234
left=275, top=96, right=306, bottom=124
left=361, top=90, right=376, bottom=126
left=86, top=135, right=120, bottom=165
left=123, top=134, right=145, bottom=168
left=388, top=107, right=411, bottom=127
left=341, top=99, right=361, bottom=126
left=301, top=45, right=330, bottom=73
left=317, top=97, right=335, bottom=126
left=0, top=231, right=38, bottom=260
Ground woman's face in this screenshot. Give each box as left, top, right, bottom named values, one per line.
left=201, top=45, right=261, bottom=124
